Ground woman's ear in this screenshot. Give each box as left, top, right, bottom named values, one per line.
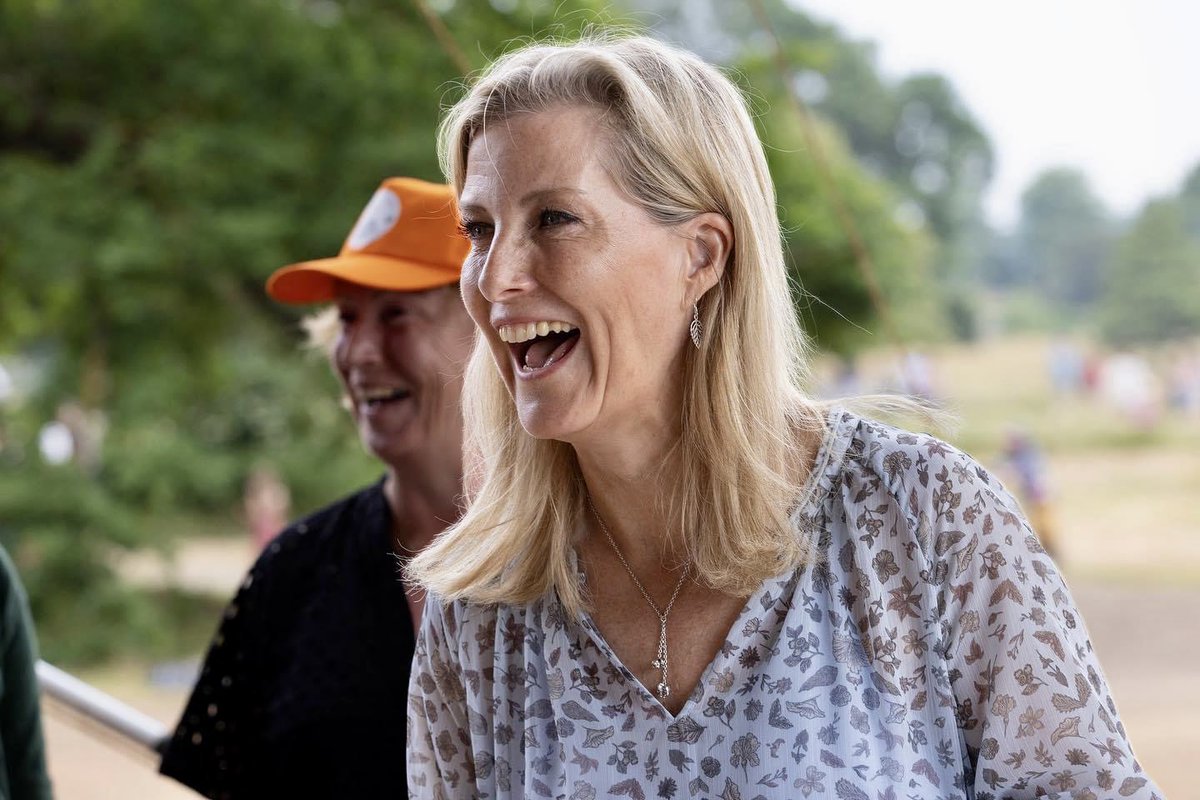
left=682, top=212, right=733, bottom=303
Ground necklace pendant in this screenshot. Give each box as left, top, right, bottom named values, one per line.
left=656, top=681, right=671, bottom=699
left=651, top=657, right=664, bottom=670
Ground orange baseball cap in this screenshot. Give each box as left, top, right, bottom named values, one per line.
left=265, top=177, right=468, bottom=304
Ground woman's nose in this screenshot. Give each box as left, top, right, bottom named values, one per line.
left=341, top=318, right=384, bottom=366
left=474, top=234, right=535, bottom=303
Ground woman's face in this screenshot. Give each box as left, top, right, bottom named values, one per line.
left=332, top=283, right=475, bottom=469
left=457, top=106, right=706, bottom=446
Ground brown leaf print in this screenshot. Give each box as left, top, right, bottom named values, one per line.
left=834, top=778, right=869, bottom=800
left=1034, top=630, right=1066, bottom=661
left=886, top=577, right=921, bottom=621
left=912, top=758, right=940, bottom=787
left=610, top=778, right=646, bottom=799
left=1050, top=716, right=1081, bottom=746
left=934, top=530, right=965, bottom=557
left=1118, top=777, right=1148, bottom=796
left=951, top=580, right=974, bottom=606
left=955, top=534, right=979, bottom=578
left=872, top=550, right=901, bottom=583
left=979, top=544, right=1008, bottom=580
left=988, top=579, right=1023, bottom=606
left=1052, top=674, right=1092, bottom=713
left=1017, top=706, right=1046, bottom=738
left=882, top=451, right=913, bottom=482
left=991, top=693, right=1016, bottom=732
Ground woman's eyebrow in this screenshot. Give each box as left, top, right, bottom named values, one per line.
left=458, top=202, right=487, bottom=217
left=519, top=187, right=586, bottom=205
left=460, top=187, right=586, bottom=215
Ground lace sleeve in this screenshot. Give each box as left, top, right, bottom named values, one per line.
left=159, top=561, right=270, bottom=798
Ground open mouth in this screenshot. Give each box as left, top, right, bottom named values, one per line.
left=499, top=321, right=581, bottom=374
left=359, top=387, right=412, bottom=409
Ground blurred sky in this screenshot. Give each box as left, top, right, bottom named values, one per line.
left=794, top=0, right=1200, bottom=228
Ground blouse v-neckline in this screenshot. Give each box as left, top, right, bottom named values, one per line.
left=567, top=407, right=848, bottom=722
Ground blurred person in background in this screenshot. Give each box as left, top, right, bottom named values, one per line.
left=0, top=544, right=53, bottom=800
left=406, top=35, right=1161, bottom=798
left=159, top=178, right=473, bottom=798
left=1002, top=426, right=1060, bottom=559
left=1168, top=345, right=1200, bottom=418
left=1048, top=336, right=1084, bottom=394
left=242, top=464, right=291, bottom=551
left=1101, top=350, right=1163, bottom=431
left=895, top=347, right=938, bottom=400
left=827, top=355, right=863, bottom=398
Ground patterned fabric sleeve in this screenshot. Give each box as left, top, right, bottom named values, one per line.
left=407, top=594, right=475, bottom=799
left=926, top=444, right=1161, bottom=799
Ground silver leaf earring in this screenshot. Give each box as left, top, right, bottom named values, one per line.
left=690, top=302, right=703, bottom=349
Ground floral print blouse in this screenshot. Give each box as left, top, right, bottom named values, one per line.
left=407, top=410, right=1161, bottom=799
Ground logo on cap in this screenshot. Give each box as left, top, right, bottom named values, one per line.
left=346, top=188, right=402, bottom=250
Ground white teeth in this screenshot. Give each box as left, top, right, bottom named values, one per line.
left=361, top=388, right=407, bottom=402
left=497, top=321, right=577, bottom=343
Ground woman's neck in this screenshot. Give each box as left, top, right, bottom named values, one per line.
left=574, top=431, right=685, bottom=569
left=383, top=457, right=463, bottom=554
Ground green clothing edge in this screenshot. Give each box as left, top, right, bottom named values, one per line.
left=0, top=545, right=53, bottom=800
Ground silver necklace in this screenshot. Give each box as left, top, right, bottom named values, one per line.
left=586, top=496, right=690, bottom=700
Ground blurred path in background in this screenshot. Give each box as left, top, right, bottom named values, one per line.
left=1077, top=583, right=1197, bottom=794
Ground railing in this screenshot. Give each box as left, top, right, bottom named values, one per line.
left=37, top=660, right=169, bottom=755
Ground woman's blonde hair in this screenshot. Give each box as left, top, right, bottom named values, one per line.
left=408, top=34, right=825, bottom=615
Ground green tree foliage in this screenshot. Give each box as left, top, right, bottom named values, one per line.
left=639, top=0, right=961, bottom=351
left=1, top=0, right=982, bottom=662
left=641, top=0, right=995, bottom=249
left=1100, top=199, right=1200, bottom=345
left=1011, top=168, right=1113, bottom=308
left=0, top=0, right=607, bottom=663
left=1179, top=161, right=1200, bottom=239
left=756, top=110, right=940, bottom=354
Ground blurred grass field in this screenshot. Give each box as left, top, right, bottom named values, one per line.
left=43, top=334, right=1199, bottom=798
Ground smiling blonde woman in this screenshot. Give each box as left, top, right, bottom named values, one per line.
left=406, top=35, right=1160, bottom=799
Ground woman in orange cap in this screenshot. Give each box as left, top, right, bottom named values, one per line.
left=159, top=177, right=473, bottom=799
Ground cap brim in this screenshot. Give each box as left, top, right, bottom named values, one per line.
left=265, top=254, right=461, bottom=304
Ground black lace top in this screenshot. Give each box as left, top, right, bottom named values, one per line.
left=160, top=480, right=415, bottom=799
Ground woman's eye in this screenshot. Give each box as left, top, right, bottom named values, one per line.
left=458, top=219, right=493, bottom=242
left=539, top=209, right=576, bottom=227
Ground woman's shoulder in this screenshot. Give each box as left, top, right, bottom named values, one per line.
left=419, top=590, right=558, bottom=660
left=829, top=408, right=1003, bottom=506
left=815, top=408, right=1023, bottom=564
left=819, top=409, right=1039, bottom=589
left=426, top=590, right=554, bottom=628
